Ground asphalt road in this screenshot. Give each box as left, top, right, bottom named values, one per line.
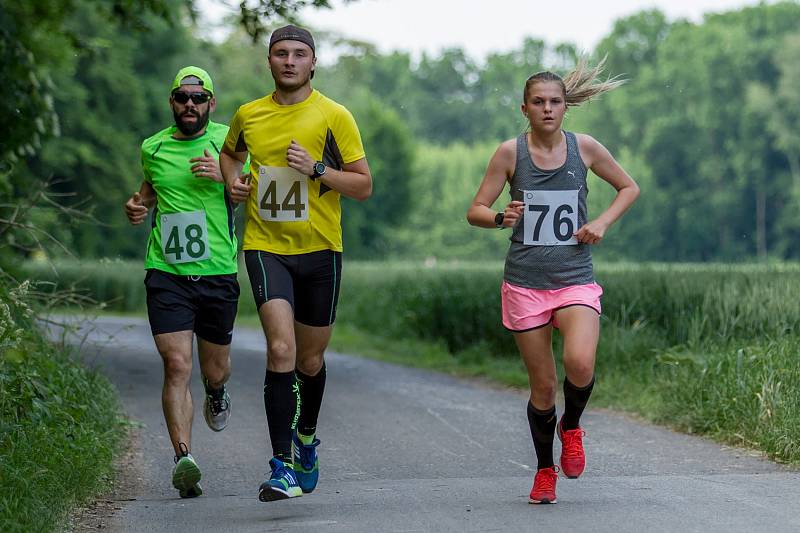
left=59, top=316, right=799, bottom=533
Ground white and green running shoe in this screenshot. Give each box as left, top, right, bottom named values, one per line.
left=172, top=444, right=202, bottom=498
left=258, top=457, right=302, bottom=502
left=203, top=384, right=231, bottom=432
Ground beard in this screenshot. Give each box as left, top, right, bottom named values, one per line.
left=173, top=107, right=210, bottom=136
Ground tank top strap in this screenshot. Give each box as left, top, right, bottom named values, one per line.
left=564, top=131, right=576, bottom=159
left=563, top=131, right=586, bottom=173
left=515, top=133, right=531, bottom=171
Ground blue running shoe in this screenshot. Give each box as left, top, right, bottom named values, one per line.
left=292, top=433, right=321, bottom=493
left=258, top=457, right=302, bottom=502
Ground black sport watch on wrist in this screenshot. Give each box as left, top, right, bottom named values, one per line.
left=494, top=211, right=505, bottom=228
left=311, top=161, right=327, bottom=179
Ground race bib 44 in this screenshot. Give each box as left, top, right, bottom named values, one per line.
left=257, top=166, right=309, bottom=222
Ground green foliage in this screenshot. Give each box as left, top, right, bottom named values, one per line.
left=0, top=278, right=125, bottom=532
left=20, top=259, right=147, bottom=313
left=317, top=38, right=573, bottom=145
left=338, top=262, right=509, bottom=354
left=341, top=90, right=416, bottom=258
left=7, top=1, right=800, bottom=266
left=583, top=2, right=800, bottom=261
left=388, top=141, right=509, bottom=259
left=654, top=339, right=800, bottom=458
left=234, top=0, right=351, bottom=40
left=19, top=258, right=800, bottom=463
left=335, top=261, right=800, bottom=463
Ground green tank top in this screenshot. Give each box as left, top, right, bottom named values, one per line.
left=141, top=121, right=237, bottom=275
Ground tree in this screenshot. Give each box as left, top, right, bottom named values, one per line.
left=339, top=90, right=415, bottom=258
left=0, top=0, right=358, bottom=264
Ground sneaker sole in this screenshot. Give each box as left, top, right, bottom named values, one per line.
left=258, top=485, right=302, bottom=502
left=529, top=497, right=557, bottom=504
left=172, top=460, right=202, bottom=491
left=179, top=483, right=203, bottom=498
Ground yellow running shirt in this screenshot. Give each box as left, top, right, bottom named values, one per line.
left=224, top=89, right=365, bottom=254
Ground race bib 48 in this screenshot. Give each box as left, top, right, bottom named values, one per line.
left=160, top=210, right=211, bottom=264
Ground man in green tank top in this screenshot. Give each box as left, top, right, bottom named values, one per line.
left=124, top=66, right=239, bottom=499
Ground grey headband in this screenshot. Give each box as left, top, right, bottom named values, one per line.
left=269, top=25, right=315, bottom=54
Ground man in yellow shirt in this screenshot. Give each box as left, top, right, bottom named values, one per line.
left=220, top=25, right=372, bottom=502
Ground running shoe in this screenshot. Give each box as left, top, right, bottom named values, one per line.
left=258, top=457, right=302, bottom=502
left=292, top=433, right=321, bottom=493
left=529, top=465, right=559, bottom=504
left=172, top=444, right=203, bottom=498
left=558, top=418, right=587, bottom=479
left=203, top=382, right=231, bottom=432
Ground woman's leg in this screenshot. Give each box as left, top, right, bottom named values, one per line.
left=555, top=306, right=599, bottom=426
left=514, top=325, right=557, bottom=469
left=552, top=306, right=599, bottom=478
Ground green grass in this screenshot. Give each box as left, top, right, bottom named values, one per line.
left=335, top=261, right=800, bottom=464
left=329, top=323, right=529, bottom=388
left=18, top=258, right=800, bottom=464
left=0, top=280, right=125, bottom=532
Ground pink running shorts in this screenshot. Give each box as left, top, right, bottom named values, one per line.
left=501, top=281, right=603, bottom=331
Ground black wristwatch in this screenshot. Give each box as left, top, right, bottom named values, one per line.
left=494, top=211, right=505, bottom=228
left=311, top=161, right=327, bottom=179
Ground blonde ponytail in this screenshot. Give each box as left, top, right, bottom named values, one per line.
left=524, top=56, right=626, bottom=106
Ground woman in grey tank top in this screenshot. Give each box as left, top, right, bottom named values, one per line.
left=466, top=58, right=640, bottom=505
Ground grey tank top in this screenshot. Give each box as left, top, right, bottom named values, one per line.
left=504, top=131, right=594, bottom=289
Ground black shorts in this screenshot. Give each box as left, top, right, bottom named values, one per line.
left=244, top=249, right=342, bottom=327
left=144, top=269, right=239, bottom=345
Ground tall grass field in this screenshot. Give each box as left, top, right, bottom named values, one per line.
left=21, top=259, right=800, bottom=464
left=0, top=278, right=125, bottom=532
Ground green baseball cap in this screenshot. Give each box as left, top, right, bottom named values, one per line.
left=171, top=66, right=214, bottom=95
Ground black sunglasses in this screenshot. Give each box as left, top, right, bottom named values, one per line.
left=172, top=91, right=211, bottom=104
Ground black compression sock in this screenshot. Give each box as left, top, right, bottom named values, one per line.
left=527, top=402, right=556, bottom=470
left=562, top=376, right=595, bottom=430
left=296, top=362, right=326, bottom=437
left=264, top=370, right=298, bottom=462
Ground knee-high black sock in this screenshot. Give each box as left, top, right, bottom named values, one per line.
left=562, top=376, right=595, bottom=430
left=296, top=362, right=326, bottom=437
left=264, top=370, right=298, bottom=463
left=527, top=402, right=556, bottom=470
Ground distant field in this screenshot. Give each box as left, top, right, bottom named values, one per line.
left=20, top=259, right=800, bottom=464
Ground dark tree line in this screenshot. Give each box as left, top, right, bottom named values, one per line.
left=2, top=1, right=800, bottom=264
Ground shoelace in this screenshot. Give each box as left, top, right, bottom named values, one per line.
left=209, top=396, right=229, bottom=416
left=562, top=428, right=586, bottom=457
left=534, top=467, right=558, bottom=493
left=269, top=457, right=296, bottom=480
left=296, top=439, right=320, bottom=470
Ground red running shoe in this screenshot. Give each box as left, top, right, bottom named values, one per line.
left=558, top=419, right=587, bottom=479
left=529, top=466, right=559, bottom=504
